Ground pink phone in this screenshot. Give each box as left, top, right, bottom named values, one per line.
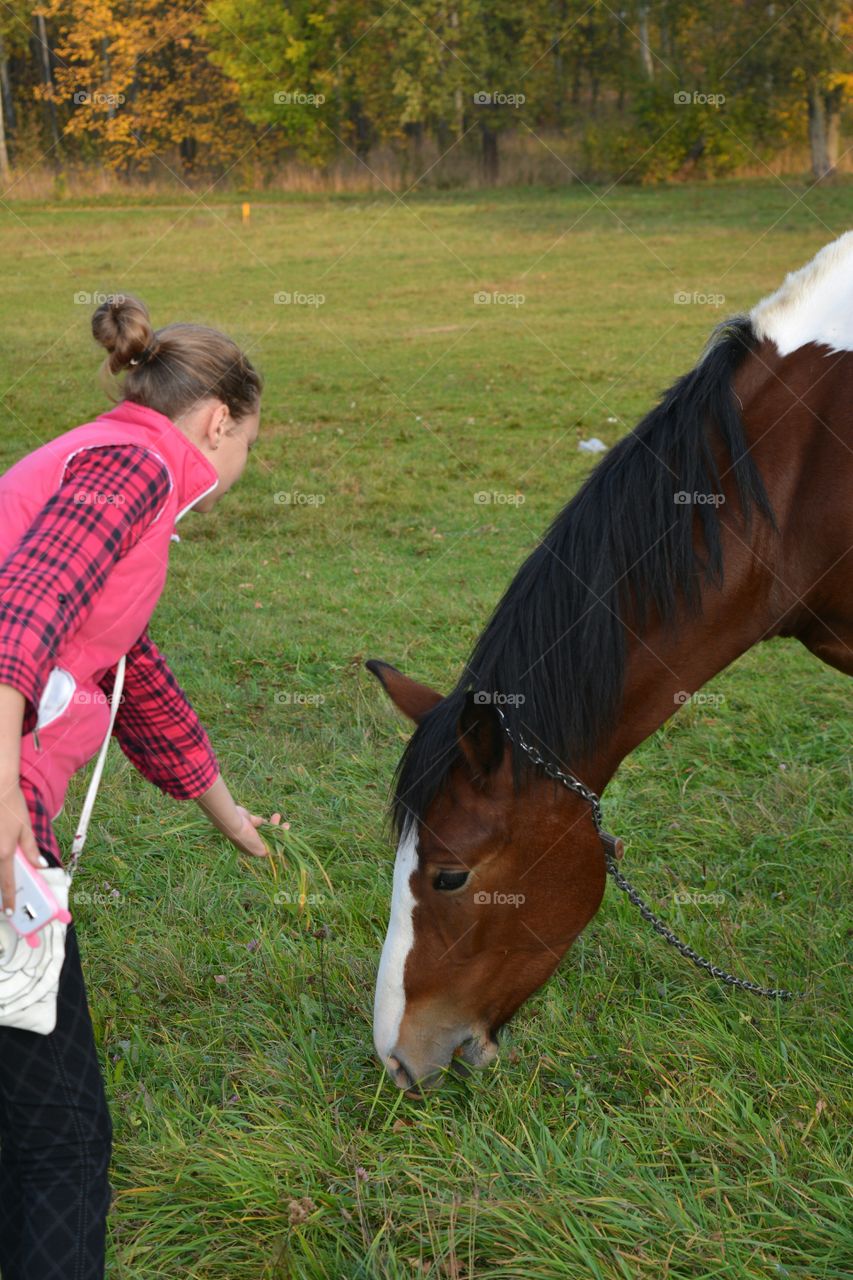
left=7, top=848, right=72, bottom=949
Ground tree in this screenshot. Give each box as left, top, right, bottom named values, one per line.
left=0, top=0, right=43, bottom=172
left=0, top=0, right=847, bottom=188
left=37, top=0, right=253, bottom=173
left=384, top=1, right=528, bottom=183
left=705, top=0, right=853, bottom=183
left=789, top=2, right=852, bottom=179
left=204, top=0, right=352, bottom=165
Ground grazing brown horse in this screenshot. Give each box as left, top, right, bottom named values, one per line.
left=367, top=232, right=853, bottom=1091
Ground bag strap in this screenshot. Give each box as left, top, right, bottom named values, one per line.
left=68, top=654, right=126, bottom=878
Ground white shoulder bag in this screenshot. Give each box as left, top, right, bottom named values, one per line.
left=0, top=655, right=126, bottom=1034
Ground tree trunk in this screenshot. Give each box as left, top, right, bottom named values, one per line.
left=405, top=120, right=423, bottom=163
left=349, top=102, right=371, bottom=158
left=180, top=135, right=197, bottom=173
left=616, top=13, right=626, bottom=112
left=102, top=38, right=116, bottom=123
left=0, top=37, right=10, bottom=180
left=553, top=36, right=565, bottom=127
left=450, top=9, right=464, bottom=139
left=0, top=39, right=14, bottom=139
left=32, top=12, right=61, bottom=158
left=808, top=81, right=832, bottom=180
left=638, top=5, right=654, bottom=80
left=825, top=82, right=843, bottom=174
left=481, top=121, right=498, bottom=184
left=659, top=9, right=671, bottom=61
left=674, top=134, right=706, bottom=180
left=552, top=0, right=569, bottom=128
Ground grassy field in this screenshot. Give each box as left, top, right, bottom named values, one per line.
left=0, top=181, right=851, bottom=1279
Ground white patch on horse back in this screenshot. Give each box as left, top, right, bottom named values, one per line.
left=750, top=230, right=853, bottom=357
left=373, top=826, right=418, bottom=1064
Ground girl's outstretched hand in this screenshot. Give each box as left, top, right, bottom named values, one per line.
left=231, top=807, right=287, bottom=858
left=196, top=776, right=288, bottom=859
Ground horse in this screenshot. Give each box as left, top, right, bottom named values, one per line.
left=366, top=231, right=853, bottom=1092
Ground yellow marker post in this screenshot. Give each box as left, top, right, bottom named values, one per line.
left=242, top=201, right=251, bottom=225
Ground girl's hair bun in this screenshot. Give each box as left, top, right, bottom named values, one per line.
left=91, top=293, right=158, bottom=374
left=91, top=292, right=262, bottom=423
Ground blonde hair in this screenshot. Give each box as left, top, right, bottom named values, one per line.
left=92, top=293, right=262, bottom=423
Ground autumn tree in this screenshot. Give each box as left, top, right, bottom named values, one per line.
left=0, top=1, right=849, bottom=187
left=36, top=0, right=253, bottom=173
left=777, top=0, right=853, bottom=179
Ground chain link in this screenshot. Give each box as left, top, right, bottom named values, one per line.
left=493, top=706, right=797, bottom=1000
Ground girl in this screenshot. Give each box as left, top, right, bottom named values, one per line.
left=0, top=294, right=279, bottom=1279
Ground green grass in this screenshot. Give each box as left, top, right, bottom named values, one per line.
left=1, top=180, right=851, bottom=1279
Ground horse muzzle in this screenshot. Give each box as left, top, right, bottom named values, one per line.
left=383, top=1029, right=499, bottom=1092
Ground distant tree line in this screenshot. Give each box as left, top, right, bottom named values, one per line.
left=1, top=2, right=850, bottom=186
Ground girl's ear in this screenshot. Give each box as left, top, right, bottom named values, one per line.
left=201, top=401, right=228, bottom=449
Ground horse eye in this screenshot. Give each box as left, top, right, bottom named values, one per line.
left=433, top=869, right=469, bottom=892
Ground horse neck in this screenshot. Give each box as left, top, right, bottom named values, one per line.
left=585, top=335, right=853, bottom=793
left=582, top=582, right=770, bottom=795
left=579, top=338, right=827, bottom=795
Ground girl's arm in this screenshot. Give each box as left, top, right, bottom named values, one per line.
left=97, top=629, right=274, bottom=857
left=98, top=627, right=221, bottom=799
left=0, top=445, right=171, bottom=732
left=195, top=775, right=271, bottom=857
left=0, top=447, right=170, bottom=908
left=0, top=683, right=49, bottom=913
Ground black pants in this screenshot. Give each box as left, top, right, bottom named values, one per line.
left=0, top=865, right=112, bottom=1278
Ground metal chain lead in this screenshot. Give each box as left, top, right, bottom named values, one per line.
left=493, top=707, right=797, bottom=1000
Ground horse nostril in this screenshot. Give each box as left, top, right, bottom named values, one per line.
left=387, top=1054, right=416, bottom=1091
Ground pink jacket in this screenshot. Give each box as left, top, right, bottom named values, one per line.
left=0, top=401, right=218, bottom=818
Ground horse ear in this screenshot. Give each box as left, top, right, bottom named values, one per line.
left=457, top=691, right=505, bottom=776
left=365, top=659, right=443, bottom=724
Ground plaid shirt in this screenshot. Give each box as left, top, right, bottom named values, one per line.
left=0, top=444, right=220, bottom=861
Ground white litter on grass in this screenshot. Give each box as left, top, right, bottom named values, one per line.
left=578, top=437, right=608, bottom=453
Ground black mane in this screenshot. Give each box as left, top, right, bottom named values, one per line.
left=391, top=315, right=774, bottom=838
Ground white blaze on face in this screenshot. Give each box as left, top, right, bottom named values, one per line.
left=373, top=827, right=418, bottom=1064
left=751, top=229, right=853, bottom=357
